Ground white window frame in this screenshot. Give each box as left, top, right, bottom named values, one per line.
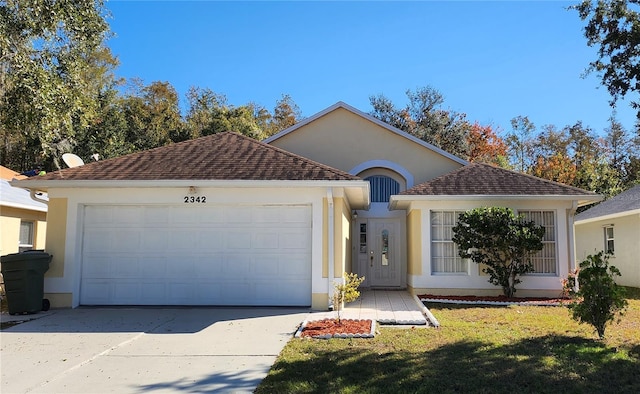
left=430, top=210, right=469, bottom=275
left=19, top=220, right=35, bottom=252
left=604, top=225, right=615, bottom=255
left=518, top=210, right=557, bottom=275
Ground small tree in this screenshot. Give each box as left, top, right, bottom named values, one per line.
left=452, top=207, right=545, bottom=298
left=563, top=251, right=628, bottom=339
left=333, top=273, right=365, bottom=323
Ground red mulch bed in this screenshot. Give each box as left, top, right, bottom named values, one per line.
left=419, top=294, right=569, bottom=305
left=299, top=319, right=372, bottom=338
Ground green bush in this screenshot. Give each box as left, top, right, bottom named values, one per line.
left=563, top=251, right=628, bottom=339
left=452, top=207, right=545, bottom=297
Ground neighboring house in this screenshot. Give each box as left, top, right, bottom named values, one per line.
left=575, top=185, right=640, bottom=288
left=0, top=166, right=47, bottom=257
left=12, top=102, right=601, bottom=310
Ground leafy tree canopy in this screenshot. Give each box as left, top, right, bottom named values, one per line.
left=0, top=0, right=115, bottom=170
left=370, top=86, right=472, bottom=158
left=572, top=0, right=640, bottom=120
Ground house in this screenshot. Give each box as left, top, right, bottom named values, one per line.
left=575, top=185, right=640, bottom=288
left=12, top=102, right=601, bottom=310
left=1, top=166, right=47, bottom=257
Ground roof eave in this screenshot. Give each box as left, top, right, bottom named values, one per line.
left=11, top=178, right=368, bottom=189
left=11, top=179, right=371, bottom=207
left=575, top=208, right=640, bottom=225
left=389, top=194, right=603, bottom=210
left=0, top=201, right=48, bottom=212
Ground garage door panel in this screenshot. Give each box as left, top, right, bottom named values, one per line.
left=113, top=206, right=143, bottom=224
left=81, top=204, right=311, bottom=306
left=198, top=207, right=225, bottom=224
left=227, top=207, right=252, bottom=223
left=84, top=229, right=113, bottom=253
left=111, top=256, right=140, bottom=277
left=113, top=231, right=141, bottom=252
left=279, top=231, right=311, bottom=249
left=142, top=231, right=169, bottom=250
left=140, top=282, right=166, bottom=303
left=139, top=256, right=168, bottom=278
left=144, top=206, right=170, bottom=224
left=81, top=281, right=111, bottom=304
left=112, top=281, right=141, bottom=303
left=282, top=206, right=312, bottom=224
left=196, top=230, right=224, bottom=250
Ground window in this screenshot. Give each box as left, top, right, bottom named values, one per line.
left=359, top=223, right=367, bottom=253
left=19, top=221, right=34, bottom=252
left=365, top=175, right=399, bottom=203
left=604, top=226, right=615, bottom=254
left=431, top=211, right=468, bottom=274
left=519, top=210, right=556, bottom=274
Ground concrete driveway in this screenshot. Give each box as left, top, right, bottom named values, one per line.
left=1, top=307, right=309, bottom=393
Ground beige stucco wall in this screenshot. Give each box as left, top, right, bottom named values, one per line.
left=575, top=214, right=640, bottom=288
left=407, top=209, right=422, bottom=276
left=44, top=198, right=67, bottom=278
left=0, top=206, right=47, bottom=256
left=335, top=197, right=352, bottom=276
left=269, top=107, right=463, bottom=185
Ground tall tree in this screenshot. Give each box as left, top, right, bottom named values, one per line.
left=370, top=86, right=471, bottom=158
left=0, top=0, right=114, bottom=170
left=185, top=86, right=227, bottom=139
left=566, top=121, right=622, bottom=197
left=506, top=115, right=536, bottom=172
left=268, top=94, right=301, bottom=137
left=466, top=123, right=508, bottom=165
left=121, top=80, right=184, bottom=151
left=572, top=0, right=640, bottom=120
left=530, top=125, right=577, bottom=184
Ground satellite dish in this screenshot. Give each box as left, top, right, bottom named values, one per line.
left=62, top=153, right=84, bottom=168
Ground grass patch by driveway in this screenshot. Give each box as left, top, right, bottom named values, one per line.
left=257, top=289, right=640, bottom=394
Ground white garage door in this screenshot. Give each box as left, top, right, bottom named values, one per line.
left=80, top=204, right=311, bottom=306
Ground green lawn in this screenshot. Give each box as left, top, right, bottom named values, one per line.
left=256, top=288, right=640, bottom=394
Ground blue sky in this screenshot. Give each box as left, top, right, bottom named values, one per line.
left=105, top=0, right=637, bottom=136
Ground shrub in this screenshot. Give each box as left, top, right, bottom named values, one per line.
left=333, top=273, right=365, bottom=322
left=563, top=251, right=628, bottom=339
left=452, top=207, right=545, bottom=297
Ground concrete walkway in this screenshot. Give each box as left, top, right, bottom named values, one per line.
left=311, top=289, right=428, bottom=325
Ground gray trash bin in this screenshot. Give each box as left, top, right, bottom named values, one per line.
left=1, top=250, right=52, bottom=314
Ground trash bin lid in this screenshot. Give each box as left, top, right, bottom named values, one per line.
left=1, top=250, right=52, bottom=263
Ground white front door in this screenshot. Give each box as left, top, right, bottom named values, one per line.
left=368, top=219, right=401, bottom=287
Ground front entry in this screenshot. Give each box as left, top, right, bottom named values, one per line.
left=367, top=219, right=401, bottom=287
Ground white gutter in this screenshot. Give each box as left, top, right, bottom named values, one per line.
left=390, top=194, right=603, bottom=209
left=30, top=189, right=49, bottom=205
left=10, top=179, right=370, bottom=190
left=568, top=200, right=578, bottom=276
left=327, top=188, right=335, bottom=310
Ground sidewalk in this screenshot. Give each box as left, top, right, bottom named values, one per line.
left=311, top=289, right=428, bottom=325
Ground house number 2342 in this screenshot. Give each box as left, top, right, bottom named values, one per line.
left=184, top=196, right=207, bottom=203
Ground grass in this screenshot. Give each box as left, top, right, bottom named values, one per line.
left=256, top=287, right=640, bottom=394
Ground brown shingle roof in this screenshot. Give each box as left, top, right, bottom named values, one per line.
left=401, top=163, right=597, bottom=196
left=27, top=132, right=359, bottom=182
